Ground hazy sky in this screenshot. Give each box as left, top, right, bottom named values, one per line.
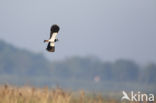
left=0, top=0, right=156, bottom=63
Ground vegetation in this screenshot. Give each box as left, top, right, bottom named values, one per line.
left=0, top=40, right=156, bottom=92
left=1, top=84, right=155, bottom=103
left=0, top=84, right=110, bottom=103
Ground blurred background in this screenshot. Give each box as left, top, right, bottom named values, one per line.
left=0, top=0, right=156, bottom=93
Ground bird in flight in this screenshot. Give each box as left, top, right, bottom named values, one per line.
left=44, top=24, right=60, bottom=52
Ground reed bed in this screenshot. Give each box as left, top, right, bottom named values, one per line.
left=0, top=84, right=155, bottom=103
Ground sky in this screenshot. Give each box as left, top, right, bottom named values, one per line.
left=0, top=0, right=156, bottom=64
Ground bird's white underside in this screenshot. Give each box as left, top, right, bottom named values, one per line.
left=49, top=32, right=58, bottom=46
left=50, top=42, right=54, bottom=46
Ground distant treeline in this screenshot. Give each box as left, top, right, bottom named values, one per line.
left=50, top=57, right=156, bottom=84
left=0, top=40, right=156, bottom=87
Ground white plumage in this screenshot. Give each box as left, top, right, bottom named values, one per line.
left=44, top=24, right=60, bottom=52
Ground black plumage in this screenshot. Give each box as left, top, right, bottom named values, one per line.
left=44, top=24, right=60, bottom=52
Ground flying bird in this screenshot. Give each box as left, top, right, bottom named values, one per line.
left=44, top=24, right=60, bottom=52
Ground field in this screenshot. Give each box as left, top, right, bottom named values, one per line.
left=0, top=85, right=155, bottom=103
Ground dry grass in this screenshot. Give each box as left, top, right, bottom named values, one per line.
left=0, top=84, right=155, bottom=103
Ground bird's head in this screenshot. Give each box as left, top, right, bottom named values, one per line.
left=50, top=24, right=60, bottom=33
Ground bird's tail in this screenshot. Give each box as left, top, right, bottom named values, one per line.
left=46, top=42, right=55, bottom=52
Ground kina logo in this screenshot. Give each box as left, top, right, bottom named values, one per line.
left=121, top=91, right=154, bottom=102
